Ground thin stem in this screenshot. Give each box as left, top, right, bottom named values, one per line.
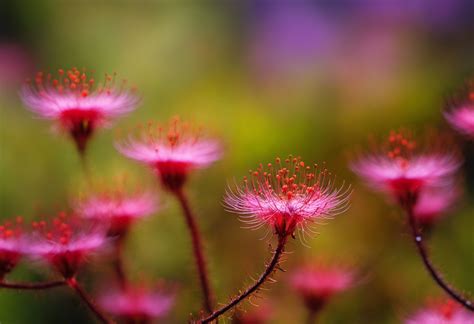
left=79, top=152, right=93, bottom=182
left=67, top=278, right=114, bottom=324
left=200, top=235, right=288, bottom=323
left=306, top=308, right=318, bottom=324
left=405, top=204, right=474, bottom=311
left=0, top=280, right=66, bottom=290
left=174, top=188, right=214, bottom=314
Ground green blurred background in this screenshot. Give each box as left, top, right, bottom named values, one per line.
left=0, top=1, right=473, bottom=323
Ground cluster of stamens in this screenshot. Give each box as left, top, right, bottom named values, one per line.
left=243, top=156, right=328, bottom=201
left=134, top=117, right=202, bottom=148
left=31, top=212, right=75, bottom=245
left=386, top=131, right=417, bottom=169
left=27, top=67, right=133, bottom=98
left=0, top=217, right=23, bottom=240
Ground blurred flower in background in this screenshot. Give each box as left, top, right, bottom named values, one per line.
left=98, top=283, right=175, bottom=323
left=0, top=43, right=33, bottom=95
left=405, top=300, right=474, bottom=324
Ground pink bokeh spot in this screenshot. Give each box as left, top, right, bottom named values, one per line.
left=290, top=263, right=355, bottom=312
left=98, top=284, right=175, bottom=322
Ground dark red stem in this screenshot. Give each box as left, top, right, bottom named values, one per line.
left=175, top=188, right=214, bottom=314
left=113, top=239, right=128, bottom=289
left=0, top=280, right=66, bottom=290
left=67, top=278, right=114, bottom=324
left=200, top=235, right=288, bottom=323
left=405, top=203, right=474, bottom=311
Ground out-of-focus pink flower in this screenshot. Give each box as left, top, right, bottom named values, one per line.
left=27, top=212, right=108, bottom=279
left=351, top=130, right=460, bottom=205
left=406, top=300, right=474, bottom=324
left=98, top=284, right=175, bottom=323
left=225, top=156, right=351, bottom=238
left=75, top=186, right=159, bottom=238
left=116, top=117, right=222, bottom=191
left=289, top=263, right=355, bottom=312
left=233, top=302, right=273, bottom=324
left=445, top=83, right=474, bottom=139
left=0, top=217, right=27, bottom=280
left=0, top=43, right=33, bottom=92
left=21, top=68, right=140, bottom=154
left=413, top=185, right=460, bottom=226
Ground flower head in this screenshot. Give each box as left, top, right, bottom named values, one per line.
left=289, top=263, right=355, bottom=312
left=98, top=283, right=175, bottom=323
left=351, top=130, right=460, bottom=205
left=21, top=68, right=140, bottom=154
left=413, top=184, right=460, bottom=227
left=27, top=212, right=108, bottom=279
left=0, top=217, right=26, bottom=280
left=406, top=300, right=474, bottom=324
left=233, top=302, right=273, bottom=324
left=116, top=117, right=222, bottom=191
left=75, top=180, right=159, bottom=238
left=225, top=156, right=351, bottom=238
left=445, top=81, right=474, bottom=139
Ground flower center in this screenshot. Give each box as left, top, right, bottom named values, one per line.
left=245, top=156, right=325, bottom=202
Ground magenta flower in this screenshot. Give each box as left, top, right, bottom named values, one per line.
left=27, top=212, right=108, bottom=279
left=445, top=84, right=474, bottom=139
left=289, top=263, right=355, bottom=312
left=225, top=156, right=351, bottom=238
left=406, top=300, right=474, bottom=324
left=98, top=284, right=175, bottom=323
left=413, top=185, right=460, bottom=227
left=351, top=130, right=460, bottom=204
left=75, top=187, right=159, bottom=238
left=21, top=68, right=140, bottom=154
left=116, top=117, right=222, bottom=191
left=233, top=302, right=273, bottom=324
left=0, top=217, right=27, bottom=280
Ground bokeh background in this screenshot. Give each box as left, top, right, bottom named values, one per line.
left=1, top=1, right=473, bottom=323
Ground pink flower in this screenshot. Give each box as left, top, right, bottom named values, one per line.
left=289, top=263, right=355, bottom=312
left=445, top=83, right=474, bottom=139
left=225, top=156, right=351, bottom=238
left=413, top=185, right=460, bottom=226
left=27, top=212, right=108, bottom=279
left=21, top=68, right=140, bottom=154
left=351, top=130, right=460, bottom=204
left=98, top=284, right=175, bottom=323
left=116, top=117, right=222, bottom=191
left=233, top=302, right=273, bottom=324
left=0, top=217, right=26, bottom=280
left=75, top=187, right=159, bottom=238
left=406, top=300, right=474, bottom=324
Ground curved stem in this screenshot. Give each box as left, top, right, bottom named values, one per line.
left=200, top=235, right=288, bottom=323
left=67, top=278, right=114, bottom=324
left=405, top=204, right=474, bottom=311
left=175, top=188, right=214, bottom=314
left=0, top=280, right=66, bottom=290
